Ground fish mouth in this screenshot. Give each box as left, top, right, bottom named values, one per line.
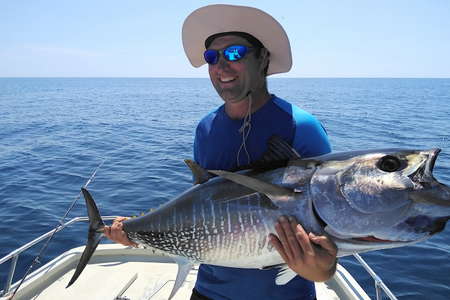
left=431, top=217, right=450, bottom=234
left=408, top=149, right=450, bottom=207
left=409, top=148, right=440, bottom=185
left=352, top=236, right=395, bottom=243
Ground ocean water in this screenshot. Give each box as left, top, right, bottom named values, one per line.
left=0, top=78, right=449, bottom=299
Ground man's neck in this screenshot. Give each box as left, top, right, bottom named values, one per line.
left=224, top=90, right=271, bottom=119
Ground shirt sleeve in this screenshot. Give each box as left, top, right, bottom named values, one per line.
left=291, top=105, right=331, bottom=158
left=193, top=123, right=203, bottom=164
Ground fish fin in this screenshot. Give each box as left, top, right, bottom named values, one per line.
left=208, top=170, right=296, bottom=203
left=235, top=136, right=301, bottom=171
left=275, top=264, right=298, bottom=285
left=184, top=159, right=212, bottom=184
left=219, top=192, right=280, bottom=210
left=263, top=136, right=301, bottom=161
left=66, top=188, right=105, bottom=288
left=168, top=257, right=194, bottom=300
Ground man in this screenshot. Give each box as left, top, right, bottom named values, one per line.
left=106, top=4, right=338, bottom=300
left=183, top=5, right=337, bottom=300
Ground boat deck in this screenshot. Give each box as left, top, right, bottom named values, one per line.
left=1, top=244, right=369, bottom=300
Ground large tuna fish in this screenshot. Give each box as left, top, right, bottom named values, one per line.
left=67, top=137, right=450, bottom=299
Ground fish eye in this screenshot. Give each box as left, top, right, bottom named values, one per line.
left=378, top=155, right=402, bottom=172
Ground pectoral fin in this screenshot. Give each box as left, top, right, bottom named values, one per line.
left=208, top=170, right=296, bottom=204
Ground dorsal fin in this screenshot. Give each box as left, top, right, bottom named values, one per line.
left=261, top=135, right=301, bottom=162
left=236, top=136, right=301, bottom=171
left=185, top=136, right=300, bottom=182
left=184, top=159, right=212, bottom=184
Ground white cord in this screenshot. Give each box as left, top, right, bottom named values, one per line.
left=237, top=93, right=252, bottom=167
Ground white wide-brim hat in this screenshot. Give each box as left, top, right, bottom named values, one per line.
left=182, top=4, right=292, bottom=76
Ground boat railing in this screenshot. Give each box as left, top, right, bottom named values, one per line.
left=0, top=216, right=118, bottom=298
left=352, top=253, right=398, bottom=300
left=0, top=216, right=397, bottom=300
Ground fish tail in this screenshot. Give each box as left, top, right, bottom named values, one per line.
left=66, top=188, right=105, bottom=288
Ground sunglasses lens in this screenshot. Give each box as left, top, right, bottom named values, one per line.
left=204, top=50, right=219, bottom=64
left=204, top=45, right=249, bottom=64
left=224, top=45, right=248, bottom=61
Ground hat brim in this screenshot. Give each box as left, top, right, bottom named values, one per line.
left=182, top=4, right=292, bottom=76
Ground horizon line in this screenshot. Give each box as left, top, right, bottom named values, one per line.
left=1, top=76, right=449, bottom=79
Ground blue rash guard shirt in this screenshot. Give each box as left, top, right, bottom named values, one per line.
left=193, top=95, right=331, bottom=300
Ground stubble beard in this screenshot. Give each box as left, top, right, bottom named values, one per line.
left=215, top=76, right=253, bottom=104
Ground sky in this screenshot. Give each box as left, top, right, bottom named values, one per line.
left=1, top=0, right=449, bottom=78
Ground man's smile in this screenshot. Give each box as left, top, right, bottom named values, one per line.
left=219, top=76, right=237, bottom=83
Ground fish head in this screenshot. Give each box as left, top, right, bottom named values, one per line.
left=310, top=149, right=450, bottom=256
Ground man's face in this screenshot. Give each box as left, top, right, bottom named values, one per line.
left=207, top=35, right=266, bottom=103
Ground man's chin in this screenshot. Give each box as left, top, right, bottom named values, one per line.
left=220, top=91, right=249, bottom=103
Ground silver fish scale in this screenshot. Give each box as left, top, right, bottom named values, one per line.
left=128, top=229, right=210, bottom=261
left=127, top=192, right=275, bottom=264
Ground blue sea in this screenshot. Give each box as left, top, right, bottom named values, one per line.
left=0, top=78, right=449, bottom=299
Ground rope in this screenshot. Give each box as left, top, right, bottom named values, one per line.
left=237, top=93, right=253, bottom=167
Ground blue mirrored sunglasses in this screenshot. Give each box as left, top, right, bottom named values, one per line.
left=204, top=45, right=254, bottom=65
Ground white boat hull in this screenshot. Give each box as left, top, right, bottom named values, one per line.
left=1, top=244, right=370, bottom=300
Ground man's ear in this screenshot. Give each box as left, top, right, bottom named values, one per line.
left=259, top=48, right=270, bottom=75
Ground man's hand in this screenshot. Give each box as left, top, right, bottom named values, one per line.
left=103, top=217, right=138, bottom=247
left=269, top=216, right=337, bottom=282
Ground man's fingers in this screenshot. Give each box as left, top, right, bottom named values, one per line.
left=269, top=234, right=289, bottom=263
left=112, top=221, right=123, bottom=230
left=275, top=217, right=294, bottom=261
left=103, top=220, right=137, bottom=247
left=283, top=217, right=302, bottom=260
left=309, top=233, right=338, bottom=255
left=295, top=224, right=314, bottom=256
left=287, top=217, right=304, bottom=260
left=114, top=216, right=129, bottom=222
left=103, top=226, right=111, bottom=238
